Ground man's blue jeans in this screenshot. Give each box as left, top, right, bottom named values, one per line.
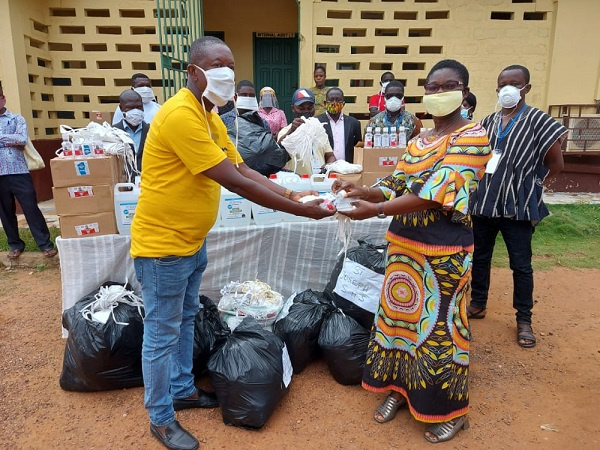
left=134, top=243, right=207, bottom=426
left=471, top=216, right=534, bottom=324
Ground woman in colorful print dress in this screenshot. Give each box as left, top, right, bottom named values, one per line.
left=333, top=59, right=491, bottom=443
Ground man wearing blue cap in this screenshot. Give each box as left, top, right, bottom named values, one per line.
left=277, top=88, right=335, bottom=175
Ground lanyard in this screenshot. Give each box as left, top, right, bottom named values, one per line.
left=383, top=111, right=405, bottom=128
left=497, top=104, right=527, bottom=147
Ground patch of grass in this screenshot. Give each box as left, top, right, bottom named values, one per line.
left=491, top=204, right=600, bottom=270
left=0, top=226, right=61, bottom=252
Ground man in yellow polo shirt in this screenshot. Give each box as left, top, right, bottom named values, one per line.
left=131, top=36, right=333, bottom=450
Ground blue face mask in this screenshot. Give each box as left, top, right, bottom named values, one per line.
left=460, top=108, right=470, bottom=119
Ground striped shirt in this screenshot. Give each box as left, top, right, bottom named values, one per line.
left=470, top=106, right=566, bottom=222
left=0, top=109, right=29, bottom=176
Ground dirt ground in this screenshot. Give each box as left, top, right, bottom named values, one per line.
left=0, top=266, right=598, bottom=450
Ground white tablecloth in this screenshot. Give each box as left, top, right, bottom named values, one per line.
left=56, top=218, right=391, bottom=335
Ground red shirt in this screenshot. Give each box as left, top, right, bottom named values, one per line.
left=368, top=91, right=386, bottom=112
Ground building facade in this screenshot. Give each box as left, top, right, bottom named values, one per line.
left=0, top=0, right=599, bottom=138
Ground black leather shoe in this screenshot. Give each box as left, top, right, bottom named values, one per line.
left=173, top=388, right=219, bottom=411
left=149, top=420, right=199, bottom=450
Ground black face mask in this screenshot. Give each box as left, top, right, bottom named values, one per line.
left=293, top=111, right=313, bottom=119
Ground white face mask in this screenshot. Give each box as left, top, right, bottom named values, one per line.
left=193, top=65, right=235, bottom=107
left=381, top=81, right=390, bottom=93
left=497, top=85, right=525, bottom=109
left=123, top=108, right=144, bottom=126
left=422, top=90, right=464, bottom=117
left=236, top=96, right=259, bottom=112
left=385, top=96, right=404, bottom=113
left=133, top=86, right=154, bottom=104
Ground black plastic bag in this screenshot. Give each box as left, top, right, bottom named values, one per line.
left=60, top=282, right=144, bottom=392
left=324, top=239, right=388, bottom=330
left=318, top=309, right=370, bottom=385
left=192, top=295, right=231, bottom=377
left=207, top=317, right=291, bottom=429
left=226, top=111, right=290, bottom=176
left=273, top=290, right=334, bottom=374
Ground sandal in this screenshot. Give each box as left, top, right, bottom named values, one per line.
left=7, top=249, right=23, bottom=259
left=42, top=248, right=58, bottom=258
left=424, top=415, right=470, bottom=443
left=373, top=394, right=406, bottom=423
left=466, top=305, right=487, bottom=319
left=517, top=323, right=536, bottom=348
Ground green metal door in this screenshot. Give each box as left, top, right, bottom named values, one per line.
left=155, top=0, right=203, bottom=100
left=253, top=34, right=299, bottom=123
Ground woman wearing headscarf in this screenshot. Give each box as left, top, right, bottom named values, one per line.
left=258, top=87, right=288, bottom=137
left=333, top=59, right=491, bottom=443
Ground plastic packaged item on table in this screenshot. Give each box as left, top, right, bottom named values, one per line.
left=59, top=282, right=145, bottom=392
left=219, top=187, right=252, bottom=227
left=324, top=238, right=388, bottom=330
left=207, top=317, right=291, bottom=429
left=192, top=295, right=231, bottom=377
left=273, top=289, right=335, bottom=374
left=217, top=280, right=284, bottom=331
left=114, top=183, right=140, bottom=235
left=318, top=309, right=370, bottom=385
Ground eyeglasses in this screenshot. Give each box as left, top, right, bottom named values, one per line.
left=423, top=81, right=463, bottom=94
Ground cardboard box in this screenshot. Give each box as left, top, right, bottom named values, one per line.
left=53, top=185, right=115, bottom=215
left=354, top=147, right=406, bottom=173
left=333, top=172, right=362, bottom=185
left=362, top=171, right=395, bottom=187
left=50, top=155, right=124, bottom=188
left=89, top=111, right=113, bottom=125
left=59, top=212, right=118, bottom=239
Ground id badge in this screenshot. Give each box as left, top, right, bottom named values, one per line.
left=311, top=159, right=322, bottom=174
left=485, top=150, right=502, bottom=174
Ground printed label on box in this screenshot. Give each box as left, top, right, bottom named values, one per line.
left=117, top=202, right=137, bottom=225
left=379, top=156, right=398, bottom=167
left=75, top=222, right=100, bottom=236
left=333, top=259, right=385, bottom=314
left=67, top=186, right=94, bottom=198
left=74, top=160, right=90, bottom=176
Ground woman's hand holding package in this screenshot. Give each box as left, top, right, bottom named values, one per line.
left=338, top=200, right=378, bottom=220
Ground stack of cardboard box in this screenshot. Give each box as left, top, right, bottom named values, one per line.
left=335, top=146, right=406, bottom=187
left=50, top=156, right=124, bottom=238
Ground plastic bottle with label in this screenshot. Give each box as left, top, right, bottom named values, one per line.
left=114, top=183, right=140, bottom=235
left=381, top=126, right=391, bottom=148
left=251, top=175, right=283, bottom=225
left=279, top=173, right=309, bottom=223
left=310, top=173, right=336, bottom=195
left=81, top=132, right=94, bottom=157
left=219, top=187, right=252, bottom=227
left=373, top=127, right=382, bottom=148
left=389, top=126, right=398, bottom=148
left=364, top=127, right=373, bottom=149
left=398, top=126, right=407, bottom=148
left=60, top=133, right=73, bottom=157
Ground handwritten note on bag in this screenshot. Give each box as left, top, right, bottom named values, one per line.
left=333, top=259, right=384, bottom=314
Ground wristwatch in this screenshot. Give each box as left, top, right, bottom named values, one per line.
left=377, top=202, right=387, bottom=219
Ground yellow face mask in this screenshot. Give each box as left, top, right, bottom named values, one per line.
left=422, top=91, right=463, bottom=117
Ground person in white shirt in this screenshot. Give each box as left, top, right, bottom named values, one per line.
left=317, top=88, right=362, bottom=163
left=112, top=73, right=161, bottom=125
